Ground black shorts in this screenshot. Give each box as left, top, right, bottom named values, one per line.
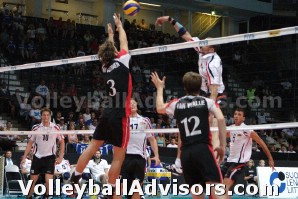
left=223, top=162, right=246, bottom=181
left=31, top=155, right=56, bottom=175
left=93, top=117, right=130, bottom=148
left=181, top=144, right=222, bottom=186
left=120, top=154, right=146, bottom=185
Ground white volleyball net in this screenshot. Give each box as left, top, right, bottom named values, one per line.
left=0, top=26, right=297, bottom=140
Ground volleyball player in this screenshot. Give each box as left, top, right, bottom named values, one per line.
left=151, top=71, right=227, bottom=199
left=223, top=108, right=274, bottom=198
left=155, top=15, right=225, bottom=170
left=21, top=108, right=65, bottom=199
left=70, top=13, right=132, bottom=199
left=115, top=99, right=160, bottom=199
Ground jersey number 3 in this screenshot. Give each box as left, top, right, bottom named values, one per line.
left=181, top=116, right=202, bottom=137
left=107, top=79, right=116, bottom=96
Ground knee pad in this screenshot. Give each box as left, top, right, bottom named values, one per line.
left=63, top=172, right=70, bottom=180
left=82, top=172, right=91, bottom=180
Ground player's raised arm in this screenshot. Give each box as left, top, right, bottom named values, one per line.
left=155, top=16, right=193, bottom=42
left=113, top=13, right=128, bottom=52
left=151, top=72, right=168, bottom=114
left=107, top=23, right=114, bottom=43
left=251, top=131, right=275, bottom=170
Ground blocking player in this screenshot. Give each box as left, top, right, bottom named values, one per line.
left=223, top=108, right=274, bottom=198
left=70, top=13, right=132, bottom=199
left=151, top=71, right=227, bottom=199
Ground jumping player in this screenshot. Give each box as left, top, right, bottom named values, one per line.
left=71, top=13, right=132, bottom=199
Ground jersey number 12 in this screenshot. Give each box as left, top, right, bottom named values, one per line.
left=180, top=116, right=202, bottom=137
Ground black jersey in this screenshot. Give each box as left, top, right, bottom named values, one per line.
left=171, top=96, right=216, bottom=146
left=101, top=50, right=132, bottom=118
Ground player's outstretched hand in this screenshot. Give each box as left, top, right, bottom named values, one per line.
left=155, top=16, right=170, bottom=27
left=107, top=23, right=113, bottom=35
left=113, top=13, right=122, bottom=28
left=151, top=72, right=166, bottom=90
left=214, top=146, right=225, bottom=164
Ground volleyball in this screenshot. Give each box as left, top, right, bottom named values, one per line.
left=123, top=0, right=140, bottom=16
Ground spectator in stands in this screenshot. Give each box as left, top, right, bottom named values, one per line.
left=0, top=81, right=11, bottom=113
left=36, top=23, right=47, bottom=42
left=86, top=150, right=109, bottom=184
left=29, top=103, right=41, bottom=127
left=8, top=89, right=21, bottom=119
left=156, top=133, right=166, bottom=147
left=278, top=145, right=288, bottom=153
left=225, top=113, right=234, bottom=126
left=83, top=107, right=91, bottom=122
left=288, top=144, right=296, bottom=153
left=88, top=118, right=97, bottom=131
left=258, top=160, right=265, bottom=167
left=83, top=30, right=93, bottom=45
left=150, top=117, right=157, bottom=129
left=139, top=19, right=148, bottom=30
left=4, top=150, right=16, bottom=166
left=86, top=112, right=96, bottom=126
left=66, top=111, right=75, bottom=128
left=35, top=80, right=49, bottom=98
left=53, top=111, right=63, bottom=124
left=26, top=23, right=36, bottom=40
left=67, top=122, right=79, bottom=153
left=58, top=117, right=67, bottom=130
left=80, top=134, right=91, bottom=144
left=256, top=110, right=267, bottom=124
left=244, top=159, right=258, bottom=185
left=167, top=138, right=178, bottom=148
left=4, top=120, right=21, bottom=140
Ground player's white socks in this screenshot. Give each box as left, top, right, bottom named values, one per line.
left=75, top=171, right=82, bottom=176
left=175, top=158, right=182, bottom=168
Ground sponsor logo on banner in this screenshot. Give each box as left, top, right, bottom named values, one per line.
left=269, top=30, right=281, bottom=37
left=10, top=66, right=16, bottom=70
left=244, top=33, right=255, bottom=40
left=270, top=172, right=286, bottom=193
left=61, top=59, right=68, bottom=64
left=158, top=46, right=167, bottom=52
left=198, top=40, right=208, bottom=46
left=35, top=63, right=41, bottom=68
left=90, top=55, right=98, bottom=60
left=258, top=167, right=298, bottom=198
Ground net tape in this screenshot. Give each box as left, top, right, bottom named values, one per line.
left=1, top=122, right=298, bottom=135
left=0, top=26, right=297, bottom=73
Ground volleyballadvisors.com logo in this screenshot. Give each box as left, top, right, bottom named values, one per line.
left=18, top=178, right=268, bottom=198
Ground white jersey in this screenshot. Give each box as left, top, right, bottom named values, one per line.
left=127, top=114, right=153, bottom=159
left=55, top=159, right=71, bottom=173
left=20, top=158, right=32, bottom=173
left=30, top=122, right=63, bottom=158
left=87, top=159, right=109, bottom=178
left=192, top=37, right=225, bottom=94
left=227, top=123, right=253, bottom=163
